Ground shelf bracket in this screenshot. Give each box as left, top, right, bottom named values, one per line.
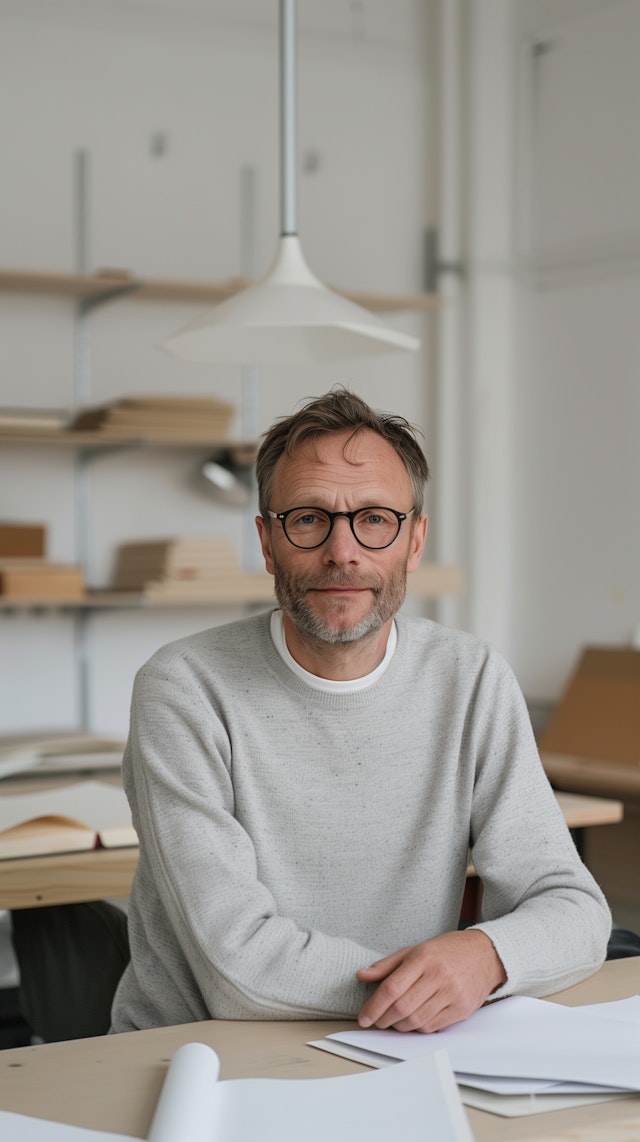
left=424, top=226, right=464, bottom=294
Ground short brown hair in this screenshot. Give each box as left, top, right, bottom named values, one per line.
left=256, top=387, right=429, bottom=518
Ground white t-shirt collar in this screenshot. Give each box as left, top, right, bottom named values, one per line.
left=270, top=609, right=397, bottom=693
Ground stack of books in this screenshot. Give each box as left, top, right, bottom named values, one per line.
left=0, top=563, right=85, bottom=600
left=0, top=522, right=85, bottom=600
left=112, top=537, right=273, bottom=602
left=69, top=394, right=236, bottom=441
left=0, top=523, right=46, bottom=559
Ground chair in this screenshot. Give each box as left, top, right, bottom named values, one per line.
left=10, top=901, right=130, bottom=1042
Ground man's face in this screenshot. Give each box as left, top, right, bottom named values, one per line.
left=256, top=429, right=427, bottom=645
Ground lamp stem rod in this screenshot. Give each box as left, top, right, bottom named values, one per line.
left=280, top=0, right=297, bottom=235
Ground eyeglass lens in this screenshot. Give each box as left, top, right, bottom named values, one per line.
left=284, top=508, right=401, bottom=549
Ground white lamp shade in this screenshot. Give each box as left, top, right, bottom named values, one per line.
left=160, top=236, right=420, bottom=365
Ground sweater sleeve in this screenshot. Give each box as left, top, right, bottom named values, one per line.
left=123, top=660, right=379, bottom=1021
left=468, top=653, right=611, bottom=998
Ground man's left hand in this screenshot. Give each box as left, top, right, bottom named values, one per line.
left=356, top=928, right=506, bottom=1033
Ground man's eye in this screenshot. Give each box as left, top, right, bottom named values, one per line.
left=291, top=512, right=323, bottom=527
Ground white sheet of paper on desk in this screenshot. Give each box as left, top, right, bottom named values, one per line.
left=457, top=1087, right=631, bottom=1118
left=323, top=995, right=640, bottom=1090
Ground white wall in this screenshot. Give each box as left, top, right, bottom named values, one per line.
left=457, top=0, right=639, bottom=709
left=0, top=0, right=434, bottom=734
left=510, top=0, right=640, bottom=700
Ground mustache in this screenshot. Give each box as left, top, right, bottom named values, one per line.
left=305, top=572, right=381, bottom=591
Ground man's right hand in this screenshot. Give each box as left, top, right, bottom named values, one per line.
left=356, top=928, right=506, bottom=1033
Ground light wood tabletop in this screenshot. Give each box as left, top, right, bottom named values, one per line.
left=0, top=958, right=638, bottom=1142
left=0, top=788, right=622, bottom=911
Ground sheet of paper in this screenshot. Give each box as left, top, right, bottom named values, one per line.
left=455, top=1073, right=627, bottom=1096
left=307, top=1039, right=634, bottom=1118
left=0, top=1111, right=137, bottom=1142
left=212, top=1047, right=473, bottom=1142
left=458, top=1087, right=631, bottom=1118
left=325, top=995, right=640, bottom=1090
left=148, top=1041, right=221, bottom=1142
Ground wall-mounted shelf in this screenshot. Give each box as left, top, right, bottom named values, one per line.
left=0, top=563, right=464, bottom=612
left=0, top=268, right=439, bottom=315
left=0, top=430, right=254, bottom=450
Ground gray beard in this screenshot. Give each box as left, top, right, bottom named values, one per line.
left=272, top=562, right=408, bottom=645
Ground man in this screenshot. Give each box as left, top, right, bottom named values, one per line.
left=111, top=388, right=610, bottom=1035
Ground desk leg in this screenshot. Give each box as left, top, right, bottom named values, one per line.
left=571, top=826, right=586, bottom=862
left=460, top=877, right=482, bottom=923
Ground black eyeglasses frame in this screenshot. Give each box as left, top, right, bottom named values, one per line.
left=266, top=506, right=415, bottom=550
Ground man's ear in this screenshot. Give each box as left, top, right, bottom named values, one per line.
left=255, top=515, right=275, bottom=575
left=407, top=514, right=428, bottom=574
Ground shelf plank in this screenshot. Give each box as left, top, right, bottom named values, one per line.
left=0, top=563, right=464, bottom=611
left=0, top=267, right=439, bottom=313
left=0, top=429, right=253, bottom=449
left=0, top=269, right=136, bottom=301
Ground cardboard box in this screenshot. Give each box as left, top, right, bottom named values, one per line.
left=0, top=523, right=46, bottom=559
left=540, top=646, right=640, bottom=766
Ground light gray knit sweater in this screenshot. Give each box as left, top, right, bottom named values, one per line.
left=111, top=613, right=610, bottom=1032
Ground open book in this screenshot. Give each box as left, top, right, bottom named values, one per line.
left=0, top=1040, right=473, bottom=1142
left=0, top=780, right=137, bottom=858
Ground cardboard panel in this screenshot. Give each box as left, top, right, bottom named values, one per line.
left=540, top=648, right=640, bottom=765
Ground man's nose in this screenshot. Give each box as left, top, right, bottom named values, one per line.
left=321, top=516, right=361, bottom=563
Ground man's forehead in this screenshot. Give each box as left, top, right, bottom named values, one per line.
left=284, top=428, right=395, bottom=467
left=273, top=428, right=411, bottom=495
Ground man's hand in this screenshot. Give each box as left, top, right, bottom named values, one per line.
left=356, top=928, right=506, bottom=1033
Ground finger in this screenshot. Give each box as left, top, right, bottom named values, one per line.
left=358, top=959, right=427, bottom=1027
left=356, top=948, right=409, bottom=981
left=390, top=997, right=454, bottom=1034
left=363, top=976, right=440, bottom=1030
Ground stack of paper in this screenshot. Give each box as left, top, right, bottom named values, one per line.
left=310, top=995, right=640, bottom=1118
left=0, top=732, right=126, bottom=779
left=111, top=537, right=274, bottom=603
left=0, top=1040, right=474, bottom=1142
left=69, top=394, right=235, bottom=441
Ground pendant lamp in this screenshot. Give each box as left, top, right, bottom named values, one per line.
left=160, top=0, right=419, bottom=365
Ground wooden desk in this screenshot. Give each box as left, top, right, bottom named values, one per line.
left=0, top=791, right=623, bottom=911
left=0, top=958, right=638, bottom=1142
left=543, top=752, right=640, bottom=799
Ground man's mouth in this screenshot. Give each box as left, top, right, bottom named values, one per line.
left=309, top=582, right=376, bottom=594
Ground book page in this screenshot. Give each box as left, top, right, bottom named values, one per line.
left=0, top=781, right=136, bottom=857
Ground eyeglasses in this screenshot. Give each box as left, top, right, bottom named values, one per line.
left=267, top=506, right=414, bottom=550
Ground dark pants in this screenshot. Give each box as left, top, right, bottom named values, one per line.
left=11, top=901, right=130, bottom=1042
